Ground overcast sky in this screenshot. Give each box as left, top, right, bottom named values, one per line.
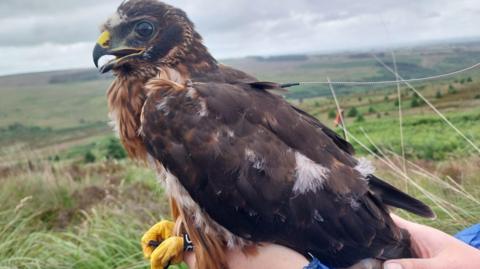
left=0, top=0, right=479, bottom=76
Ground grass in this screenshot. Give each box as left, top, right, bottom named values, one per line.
left=0, top=159, right=167, bottom=269
left=1, top=44, right=480, bottom=267
left=0, top=80, right=110, bottom=129
left=1, top=151, right=479, bottom=268
left=372, top=155, right=480, bottom=234
left=347, top=109, right=480, bottom=160
left=297, top=74, right=480, bottom=160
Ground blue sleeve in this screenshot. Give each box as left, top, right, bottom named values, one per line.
left=304, top=257, right=330, bottom=269
left=304, top=223, right=480, bottom=269
left=455, top=223, right=480, bottom=249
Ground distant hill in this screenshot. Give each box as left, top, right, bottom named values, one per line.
left=2, top=40, right=480, bottom=99
left=0, top=69, right=112, bottom=88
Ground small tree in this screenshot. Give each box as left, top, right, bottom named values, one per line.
left=436, top=90, right=443, bottom=99
left=355, top=114, right=365, bottom=122
left=84, top=151, right=96, bottom=163
left=448, top=84, right=458, bottom=94
left=467, top=77, right=473, bottom=83
left=328, top=110, right=336, bottom=119
left=411, top=98, right=420, bottom=108
left=347, top=107, right=358, bottom=118
left=106, top=138, right=127, bottom=160
left=368, top=106, right=376, bottom=113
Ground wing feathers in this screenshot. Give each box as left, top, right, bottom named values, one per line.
left=140, top=80, right=430, bottom=267
left=367, top=175, right=435, bottom=218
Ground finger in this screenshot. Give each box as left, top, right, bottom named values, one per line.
left=390, top=214, right=421, bottom=231
left=384, top=258, right=436, bottom=269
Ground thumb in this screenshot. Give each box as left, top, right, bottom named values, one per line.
left=383, top=258, right=435, bottom=269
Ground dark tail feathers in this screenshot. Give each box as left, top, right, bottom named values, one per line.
left=367, top=175, right=436, bottom=219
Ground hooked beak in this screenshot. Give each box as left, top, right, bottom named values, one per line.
left=93, top=31, right=144, bottom=73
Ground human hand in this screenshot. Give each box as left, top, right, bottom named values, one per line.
left=384, top=215, right=480, bottom=269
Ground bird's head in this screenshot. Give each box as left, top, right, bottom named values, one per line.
left=93, top=0, right=215, bottom=75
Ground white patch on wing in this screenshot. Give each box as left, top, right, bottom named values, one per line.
left=244, top=148, right=255, bottom=160
left=355, top=157, right=375, bottom=179
left=226, top=129, right=235, bottom=138
left=186, top=88, right=197, bottom=99
left=293, top=152, right=329, bottom=194
left=198, top=99, right=208, bottom=117
left=245, top=148, right=265, bottom=170
left=210, top=131, right=220, bottom=145
left=150, top=158, right=249, bottom=249
left=348, top=197, right=361, bottom=210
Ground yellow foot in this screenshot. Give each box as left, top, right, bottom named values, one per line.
left=141, top=220, right=176, bottom=259
left=150, top=236, right=185, bottom=269
left=141, top=220, right=186, bottom=269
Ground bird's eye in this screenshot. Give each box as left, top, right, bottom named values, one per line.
left=135, top=21, right=154, bottom=38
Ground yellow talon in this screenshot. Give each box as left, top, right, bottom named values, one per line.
left=141, top=220, right=176, bottom=259
left=150, top=236, right=185, bottom=269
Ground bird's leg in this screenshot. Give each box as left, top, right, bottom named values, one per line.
left=343, top=259, right=383, bottom=269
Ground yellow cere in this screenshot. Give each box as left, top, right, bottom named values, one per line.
left=97, top=31, right=111, bottom=48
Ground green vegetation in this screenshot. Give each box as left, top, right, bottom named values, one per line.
left=347, top=110, right=480, bottom=160
left=328, top=109, right=336, bottom=119
left=0, top=159, right=167, bottom=268
left=1, top=44, right=480, bottom=267
left=84, top=150, right=96, bottom=163
left=448, top=84, right=458, bottom=94
left=347, top=107, right=359, bottom=117
left=355, top=114, right=365, bottom=122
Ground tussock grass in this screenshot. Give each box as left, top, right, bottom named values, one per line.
left=0, top=159, right=167, bottom=269
left=1, top=151, right=479, bottom=268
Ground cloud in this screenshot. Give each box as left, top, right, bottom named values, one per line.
left=0, top=1, right=120, bottom=46
left=0, top=43, right=94, bottom=75
left=0, top=0, right=479, bottom=75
